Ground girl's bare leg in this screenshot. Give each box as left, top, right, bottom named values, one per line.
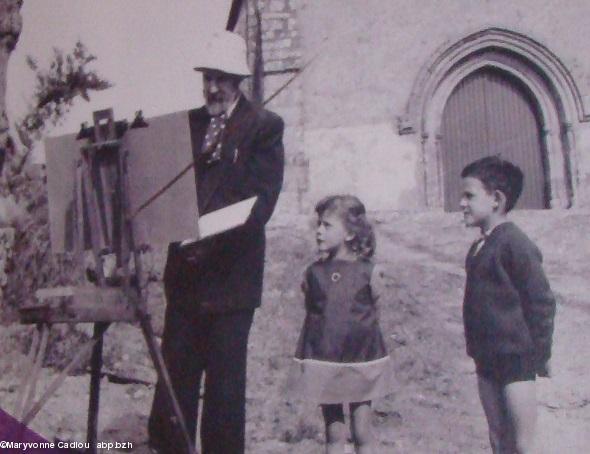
left=322, top=403, right=346, bottom=454
left=350, top=401, right=374, bottom=454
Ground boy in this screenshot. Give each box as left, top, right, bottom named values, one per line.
left=460, top=156, right=556, bottom=454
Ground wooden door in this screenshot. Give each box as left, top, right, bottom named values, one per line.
left=440, top=67, right=548, bottom=211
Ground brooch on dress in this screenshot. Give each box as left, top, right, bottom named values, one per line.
left=331, top=272, right=341, bottom=282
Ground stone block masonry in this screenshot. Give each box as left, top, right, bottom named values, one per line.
left=237, top=0, right=590, bottom=212
left=236, top=0, right=307, bottom=222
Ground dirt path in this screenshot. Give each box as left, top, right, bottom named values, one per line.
left=0, top=211, right=588, bottom=453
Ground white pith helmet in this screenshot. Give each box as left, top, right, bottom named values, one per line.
left=194, top=30, right=251, bottom=77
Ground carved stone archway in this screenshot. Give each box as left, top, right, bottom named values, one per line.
left=399, top=28, right=588, bottom=209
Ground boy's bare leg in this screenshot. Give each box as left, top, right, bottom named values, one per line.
left=350, top=401, right=374, bottom=454
left=504, top=380, right=537, bottom=454
left=477, top=375, right=509, bottom=453
left=322, top=404, right=346, bottom=454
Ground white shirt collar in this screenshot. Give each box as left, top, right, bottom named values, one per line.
left=473, top=221, right=508, bottom=255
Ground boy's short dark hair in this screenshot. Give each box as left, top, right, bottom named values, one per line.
left=461, top=156, right=524, bottom=212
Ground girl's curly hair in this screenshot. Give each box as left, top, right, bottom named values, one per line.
left=315, top=194, right=375, bottom=259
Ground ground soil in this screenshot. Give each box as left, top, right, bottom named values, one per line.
left=1, top=209, right=588, bottom=453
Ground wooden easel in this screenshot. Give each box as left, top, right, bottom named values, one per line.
left=17, top=109, right=195, bottom=454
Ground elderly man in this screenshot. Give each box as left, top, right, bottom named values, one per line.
left=148, top=31, right=284, bottom=454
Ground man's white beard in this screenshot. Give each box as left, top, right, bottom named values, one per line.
left=205, top=93, right=238, bottom=116
left=206, top=101, right=226, bottom=116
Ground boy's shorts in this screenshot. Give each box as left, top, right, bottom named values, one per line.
left=475, top=354, right=536, bottom=385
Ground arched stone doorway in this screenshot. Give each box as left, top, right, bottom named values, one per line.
left=399, top=28, right=590, bottom=210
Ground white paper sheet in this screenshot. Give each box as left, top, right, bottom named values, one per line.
left=180, top=196, right=257, bottom=246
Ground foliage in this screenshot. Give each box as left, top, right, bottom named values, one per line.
left=3, top=41, right=111, bottom=194
left=1, top=41, right=111, bottom=319
left=24, top=41, right=111, bottom=128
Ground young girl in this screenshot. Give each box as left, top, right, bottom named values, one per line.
left=288, top=195, right=392, bottom=454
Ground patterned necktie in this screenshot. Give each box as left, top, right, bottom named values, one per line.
left=202, top=113, right=227, bottom=164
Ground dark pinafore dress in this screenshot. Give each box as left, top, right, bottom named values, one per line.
left=287, top=259, right=393, bottom=404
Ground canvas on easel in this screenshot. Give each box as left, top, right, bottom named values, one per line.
left=45, top=110, right=199, bottom=253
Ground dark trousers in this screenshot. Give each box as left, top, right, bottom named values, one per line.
left=148, top=303, right=255, bottom=454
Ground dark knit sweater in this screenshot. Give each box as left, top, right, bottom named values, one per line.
left=463, top=222, right=556, bottom=370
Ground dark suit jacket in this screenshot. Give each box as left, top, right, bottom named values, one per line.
left=463, top=222, right=555, bottom=371
left=163, top=96, right=285, bottom=313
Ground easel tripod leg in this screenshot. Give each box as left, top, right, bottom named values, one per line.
left=86, top=322, right=109, bottom=453
left=137, top=312, right=196, bottom=454
left=21, top=337, right=98, bottom=427
left=14, top=325, right=40, bottom=419
left=21, top=324, right=49, bottom=421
